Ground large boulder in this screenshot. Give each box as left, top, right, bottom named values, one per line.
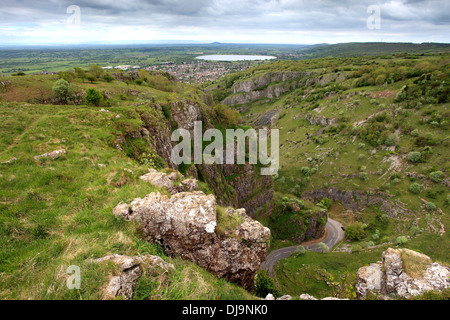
left=355, top=248, right=450, bottom=299
left=113, top=191, right=270, bottom=289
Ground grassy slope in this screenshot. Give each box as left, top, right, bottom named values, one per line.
left=0, top=76, right=254, bottom=299
left=213, top=53, right=450, bottom=299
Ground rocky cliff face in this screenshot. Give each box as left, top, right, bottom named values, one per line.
left=118, top=99, right=274, bottom=217
left=356, top=248, right=450, bottom=299
left=196, top=161, right=274, bottom=218
left=113, top=191, right=271, bottom=289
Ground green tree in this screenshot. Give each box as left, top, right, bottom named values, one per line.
left=84, top=88, right=102, bottom=106
left=52, top=79, right=74, bottom=104
left=345, top=222, right=366, bottom=241
left=103, top=73, right=114, bottom=83
left=74, top=67, right=86, bottom=80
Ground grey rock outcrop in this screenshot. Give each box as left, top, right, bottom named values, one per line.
left=356, top=248, right=450, bottom=299
left=113, top=191, right=270, bottom=289
left=92, top=254, right=174, bottom=300
left=139, top=169, right=198, bottom=194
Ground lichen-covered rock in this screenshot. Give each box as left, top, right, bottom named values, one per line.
left=355, top=262, right=383, bottom=299
left=113, top=191, right=270, bottom=289
left=93, top=254, right=174, bottom=300
left=355, top=248, right=450, bottom=299
left=139, top=169, right=198, bottom=195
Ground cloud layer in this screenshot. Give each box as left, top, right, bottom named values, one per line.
left=0, top=0, right=449, bottom=44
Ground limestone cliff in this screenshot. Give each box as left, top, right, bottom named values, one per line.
left=114, top=99, right=274, bottom=217
left=113, top=191, right=271, bottom=289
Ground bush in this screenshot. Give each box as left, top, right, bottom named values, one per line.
left=409, top=182, right=423, bottom=194
left=103, top=73, right=114, bottom=82
left=345, top=222, right=366, bottom=241
left=350, top=244, right=362, bottom=253
left=429, top=171, right=443, bottom=183
left=410, top=129, right=419, bottom=137
left=254, top=270, right=280, bottom=298
left=318, top=242, right=329, bottom=253
left=407, top=151, right=422, bottom=163
left=424, top=201, right=437, bottom=212
left=295, top=245, right=306, bottom=256
left=396, top=236, right=408, bottom=245
left=84, top=88, right=103, bottom=106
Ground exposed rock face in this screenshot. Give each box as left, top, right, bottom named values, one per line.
left=134, top=100, right=274, bottom=218
left=356, top=248, right=450, bottom=299
left=139, top=169, right=198, bottom=194
left=231, top=72, right=306, bottom=94
left=196, top=161, right=274, bottom=218
left=302, top=188, right=412, bottom=218
left=93, top=254, right=174, bottom=300
left=113, top=191, right=271, bottom=289
left=252, top=107, right=281, bottom=128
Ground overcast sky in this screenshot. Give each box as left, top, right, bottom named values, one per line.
left=0, top=0, right=449, bottom=45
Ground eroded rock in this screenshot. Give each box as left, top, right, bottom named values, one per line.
left=139, top=169, right=198, bottom=195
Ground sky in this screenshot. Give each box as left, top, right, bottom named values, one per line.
left=0, top=0, right=449, bottom=45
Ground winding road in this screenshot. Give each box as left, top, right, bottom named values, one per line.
left=260, top=218, right=345, bottom=275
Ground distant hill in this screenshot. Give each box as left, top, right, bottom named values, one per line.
left=298, top=42, right=450, bottom=58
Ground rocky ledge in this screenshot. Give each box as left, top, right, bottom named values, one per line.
left=113, top=191, right=270, bottom=289
left=356, top=248, right=450, bottom=299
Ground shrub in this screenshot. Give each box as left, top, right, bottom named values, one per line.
left=52, top=79, right=74, bottom=104
left=429, top=171, right=443, bottom=183
left=318, top=242, right=329, bottom=253
left=396, top=236, right=409, bottom=245
left=424, top=201, right=437, bottom=212
left=345, top=222, right=366, bottom=241
left=301, top=167, right=311, bottom=177
left=103, top=73, right=114, bottom=82
left=409, top=226, right=420, bottom=236
left=350, top=244, right=362, bottom=253
left=410, top=129, right=419, bottom=137
left=84, top=88, right=103, bottom=106
left=409, top=182, right=423, bottom=194
left=295, top=245, right=306, bottom=256
left=407, top=151, right=422, bottom=163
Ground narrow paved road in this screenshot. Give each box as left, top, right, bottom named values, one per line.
left=260, top=218, right=345, bottom=275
